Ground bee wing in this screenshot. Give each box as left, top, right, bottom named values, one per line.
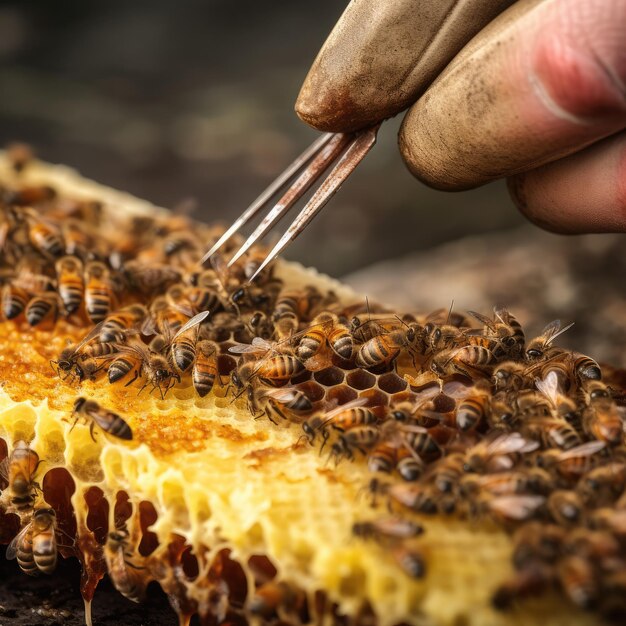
left=172, top=311, right=209, bottom=341
left=6, top=524, right=30, bottom=560
left=487, top=432, right=539, bottom=456
left=261, top=387, right=301, bottom=403
left=69, top=321, right=106, bottom=354
left=535, top=371, right=560, bottom=406
left=558, top=440, right=606, bottom=460
left=468, top=310, right=495, bottom=331
left=323, top=397, right=369, bottom=420
left=0, top=457, right=9, bottom=482
left=488, top=495, right=545, bottom=520
left=228, top=337, right=272, bottom=354
left=543, top=320, right=575, bottom=345
left=113, top=342, right=150, bottom=360
left=493, top=306, right=513, bottom=325
left=140, top=315, right=158, bottom=337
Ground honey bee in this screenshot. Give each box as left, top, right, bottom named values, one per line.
left=121, top=260, right=181, bottom=296
left=581, top=380, right=622, bottom=444
left=539, top=349, right=602, bottom=386
left=71, top=397, right=132, bottom=441
left=146, top=296, right=190, bottom=335
left=431, top=345, right=495, bottom=379
left=456, top=384, right=491, bottom=431
left=55, top=256, right=84, bottom=314
left=522, top=416, right=582, bottom=450
left=492, top=361, right=530, bottom=393
left=193, top=340, right=220, bottom=397
left=547, top=490, right=583, bottom=526
left=391, top=546, right=426, bottom=579
left=109, top=342, right=180, bottom=398
left=7, top=507, right=57, bottom=575
left=25, top=292, right=61, bottom=326
left=476, top=494, right=546, bottom=523
left=387, top=483, right=439, bottom=514
left=272, top=287, right=321, bottom=340
left=356, top=322, right=423, bottom=369
left=422, top=319, right=462, bottom=353
left=99, top=304, right=147, bottom=342
left=236, top=354, right=304, bottom=388
left=104, top=525, right=146, bottom=603
left=352, top=517, right=424, bottom=541
left=463, top=432, right=539, bottom=473
left=432, top=453, right=465, bottom=494
left=536, top=440, right=606, bottom=482
left=1, top=283, right=29, bottom=319
left=62, top=220, right=92, bottom=258
left=576, top=463, right=626, bottom=507
left=170, top=311, right=210, bottom=373
left=0, top=440, right=40, bottom=514
left=84, top=260, right=114, bottom=323
left=525, top=320, right=574, bottom=361
left=259, top=387, right=313, bottom=421
left=301, top=398, right=370, bottom=445
left=535, top=370, right=579, bottom=425
left=51, top=322, right=117, bottom=382
left=492, top=565, right=554, bottom=610
left=468, top=307, right=525, bottom=358
left=297, top=312, right=354, bottom=361
left=21, top=207, right=64, bottom=258
left=557, top=555, right=598, bottom=609
left=166, top=282, right=221, bottom=317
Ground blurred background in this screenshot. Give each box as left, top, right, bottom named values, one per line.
left=0, top=0, right=623, bottom=364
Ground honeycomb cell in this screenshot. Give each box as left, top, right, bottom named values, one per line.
left=248, top=555, right=278, bottom=585
left=42, top=467, right=77, bottom=551
left=376, top=373, right=407, bottom=394
left=181, top=546, right=200, bottom=581
left=217, top=355, right=237, bottom=377
left=138, top=500, right=159, bottom=556
left=433, top=393, right=456, bottom=414
left=295, top=381, right=325, bottom=403
left=84, top=486, right=109, bottom=545
left=326, top=385, right=358, bottom=405
left=212, top=549, right=248, bottom=608
left=346, top=370, right=376, bottom=390
left=360, top=389, right=389, bottom=407
left=314, top=367, right=345, bottom=387
left=113, top=491, right=132, bottom=526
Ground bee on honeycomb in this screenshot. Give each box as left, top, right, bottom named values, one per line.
left=0, top=148, right=625, bottom=626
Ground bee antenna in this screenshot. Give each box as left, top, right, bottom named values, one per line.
left=445, top=299, right=455, bottom=325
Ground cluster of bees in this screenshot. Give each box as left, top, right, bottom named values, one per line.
left=1, top=148, right=626, bottom=620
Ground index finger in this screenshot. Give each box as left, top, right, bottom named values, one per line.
left=295, top=0, right=516, bottom=132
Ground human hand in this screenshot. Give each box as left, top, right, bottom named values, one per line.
left=296, top=0, right=626, bottom=233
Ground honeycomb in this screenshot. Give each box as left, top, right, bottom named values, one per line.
left=0, top=150, right=625, bottom=626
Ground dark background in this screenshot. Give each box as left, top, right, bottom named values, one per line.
left=0, top=0, right=524, bottom=278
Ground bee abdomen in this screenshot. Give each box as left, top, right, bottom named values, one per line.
left=25, top=296, right=57, bottom=326
left=108, top=358, right=135, bottom=383
left=2, top=285, right=28, bottom=319
left=85, top=289, right=111, bottom=323
left=58, top=279, right=84, bottom=314
left=33, top=545, right=57, bottom=573
left=172, top=341, right=196, bottom=372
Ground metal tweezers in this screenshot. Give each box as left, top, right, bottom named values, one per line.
left=200, top=124, right=381, bottom=282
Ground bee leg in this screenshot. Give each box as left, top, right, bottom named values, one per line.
left=89, top=422, right=97, bottom=442
left=270, top=403, right=289, bottom=421
left=262, top=407, right=278, bottom=425
left=124, top=370, right=140, bottom=387
left=319, top=428, right=330, bottom=453
left=68, top=417, right=79, bottom=434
